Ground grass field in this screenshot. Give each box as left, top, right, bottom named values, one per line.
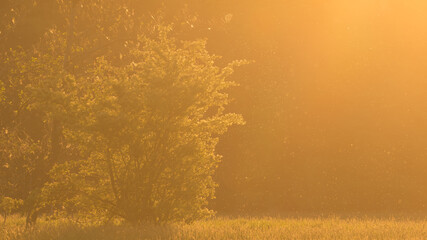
left=2, top=215, right=427, bottom=240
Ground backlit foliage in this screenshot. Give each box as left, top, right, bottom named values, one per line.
left=45, top=27, right=245, bottom=223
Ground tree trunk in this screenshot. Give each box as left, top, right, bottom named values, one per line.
left=25, top=210, right=39, bottom=228
left=64, top=0, right=77, bottom=71
left=50, top=118, right=62, bottom=165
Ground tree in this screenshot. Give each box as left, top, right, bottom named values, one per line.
left=0, top=45, right=76, bottom=226
left=1, top=0, right=247, bottom=223
left=45, top=26, right=245, bottom=223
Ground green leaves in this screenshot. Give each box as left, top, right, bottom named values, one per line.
left=45, top=26, right=246, bottom=223
left=0, top=0, right=246, bottom=224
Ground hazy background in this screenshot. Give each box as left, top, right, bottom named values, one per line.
left=205, top=0, right=427, bottom=214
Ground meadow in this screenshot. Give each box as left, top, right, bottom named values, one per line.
left=2, top=215, right=427, bottom=240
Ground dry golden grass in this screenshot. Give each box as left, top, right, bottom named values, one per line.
left=2, top=215, right=427, bottom=240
